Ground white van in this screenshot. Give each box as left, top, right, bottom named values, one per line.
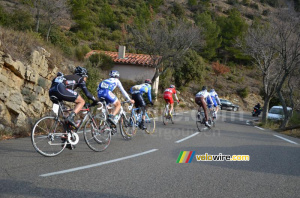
left=267, top=106, right=292, bottom=120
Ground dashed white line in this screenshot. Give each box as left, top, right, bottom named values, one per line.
left=254, top=126, right=265, bottom=130
left=40, top=149, right=158, bottom=177
left=273, top=135, right=298, bottom=145
left=175, top=132, right=199, bottom=143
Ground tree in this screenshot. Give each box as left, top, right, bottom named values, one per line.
left=216, top=8, right=248, bottom=63
left=240, top=7, right=300, bottom=127
left=42, top=0, right=70, bottom=42
left=173, top=50, right=206, bottom=89
left=270, top=8, right=300, bottom=128
left=238, top=23, right=282, bottom=123
left=194, top=12, right=222, bottom=60
left=212, top=61, right=230, bottom=85
left=129, top=19, right=203, bottom=84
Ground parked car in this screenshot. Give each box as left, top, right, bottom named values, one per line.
left=219, top=99, right=239, bottom=111
left=267, top=106, right=292, bottom=120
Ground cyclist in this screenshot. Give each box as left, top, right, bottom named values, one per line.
left=97, top=70, right=134, bottom=127
left=207, top=89, right=221, bottom=118
left=49, top=66, right=98, bottom=128
left=195, top=86, right=213, bottom=127
left=130, top=79, right=154, bottom=130
left=163, top=85, right=179, bottom=117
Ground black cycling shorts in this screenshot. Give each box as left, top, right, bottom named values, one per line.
left=132, top=93, right=146, bottom=108
left=49, top=83, right=79, bottom=102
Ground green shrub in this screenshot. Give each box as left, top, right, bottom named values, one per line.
left=88, top=53, right=114, bottom=71
left=290, top=111, right=300, bottom=125
left=237, top=87, right=249, bottom=98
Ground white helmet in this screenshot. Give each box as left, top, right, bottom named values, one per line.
left=109, top=70, right=120, bottom=78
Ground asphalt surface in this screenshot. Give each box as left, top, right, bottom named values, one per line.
left=0, top=110, right=299, bottom=198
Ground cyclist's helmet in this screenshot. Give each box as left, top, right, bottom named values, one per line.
left=202, top=86, right=207, bottom=91
left=109, top=70, right=120, bottom=78
left=170, top=85, right=175, bottom=88
left=57, top=72, right=63, bottom=77
left=145, top=79, right=152, bottom=84
left=75, top=66, right=88, bottom=77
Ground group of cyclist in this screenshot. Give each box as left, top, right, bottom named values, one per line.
left=49, top=66, right=221, bottom=131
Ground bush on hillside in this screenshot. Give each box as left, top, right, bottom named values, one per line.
left=237, top=87, right=249, bottom=98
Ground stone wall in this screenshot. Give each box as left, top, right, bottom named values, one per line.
left=0, top=47, right=58, bottom=133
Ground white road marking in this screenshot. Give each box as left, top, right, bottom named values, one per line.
left=273, top=135, right=298, bottom=145
left=184, top=111, right=189, bottom=113
left=254, top=126, right=265, bottom=130
left=40, top=149, right=158, bottom=177
left=175, top=132, right=199, bottom=143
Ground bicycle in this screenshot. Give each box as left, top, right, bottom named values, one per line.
left=196, top=107, right=215, bottom=132
left=96, top=98, right=136, bottom=140
left=129, top=106, right=156, bottom=134
left=163, top=102, right=178, bottom=125
left=31, top=96, right=111, bottom=157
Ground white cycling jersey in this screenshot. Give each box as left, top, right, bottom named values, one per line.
left=97, top=77, right=131, bottom=101
left=210, top=90, right=221, bottom=105
left=196, top=90, right=213, bottom=104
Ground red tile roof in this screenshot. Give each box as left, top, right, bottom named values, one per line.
left=85, top=50, right=160, bottom=67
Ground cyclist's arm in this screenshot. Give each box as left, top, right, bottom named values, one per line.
left=207, top=94, right=213, bottom=105
left=147, top=87, right=152, bottom=102
left=117, top=79, right=131, bottom=101
left=174, top=93, right=179, bottom=101
left=79, top=81, right=97, bottom=102
left=215, top=94, right=221, bottom=105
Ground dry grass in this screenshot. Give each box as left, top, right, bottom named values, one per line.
left=0, top=27, right=68, bottom=72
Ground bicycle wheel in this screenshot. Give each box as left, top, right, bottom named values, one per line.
left=162, top=107, right=169, bottom=125
left=145, top=111, right=156, bottom=134
left=119, top=114, right=136, bottom=140
left=31, top=116, right=67, bottom=157
left=83, top=118, right=111, bottom=152
left=196, top=112, right=207, bottom=132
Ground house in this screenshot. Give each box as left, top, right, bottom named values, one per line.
left=85, top=46, right=160, bottom=97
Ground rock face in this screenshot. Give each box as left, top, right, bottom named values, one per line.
left=0, top=47, right=59, bottom=133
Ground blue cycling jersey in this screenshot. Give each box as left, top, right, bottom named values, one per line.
left=130, top=83, right=152, bottom=103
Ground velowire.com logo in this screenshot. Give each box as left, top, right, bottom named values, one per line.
left=177, top=151, right=250, bottom=163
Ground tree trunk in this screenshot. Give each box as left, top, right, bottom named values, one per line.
left=151, top=68, right=160, bottom=85
left=262, top=95, right=271, bottom=124
left=46, top=25, right=52, bottom=42
left=35, top=0, right=40, bottom=32
left=277, top=89, right=289, bottom=128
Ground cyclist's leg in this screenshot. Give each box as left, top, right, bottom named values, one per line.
left=137, top=94, right=147, bottom=129
left=73, top=95, right=85, bottom=114
left=169, top=96, right=174, bottom=116
left=56, top=84, right=81, bottom=127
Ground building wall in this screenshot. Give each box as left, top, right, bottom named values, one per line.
left=112, top=64, right=159, bottom=99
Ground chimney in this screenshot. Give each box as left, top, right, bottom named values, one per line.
left=118, top=45, right=126, bottom=59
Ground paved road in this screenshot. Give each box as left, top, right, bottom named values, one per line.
left=0, top=110, right=299, bottom=198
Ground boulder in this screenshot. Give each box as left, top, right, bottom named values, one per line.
left=0, top=102, right=11, bottom=126
left=3, top=54, right=26, bottom=79
left=25, top=65, right=38, bottom=83
left=0, top=82, right=9, bottom=102
left=30, top=50, right=49, bottom=78
left=5, top=91, right=24, bottom=114
left=15, top=111, right=27, bottom=129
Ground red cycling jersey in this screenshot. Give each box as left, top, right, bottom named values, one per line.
left=164, top=88, right=177, bottom=104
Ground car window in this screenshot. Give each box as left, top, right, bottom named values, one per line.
left=269, top=108, right=283, bottom=115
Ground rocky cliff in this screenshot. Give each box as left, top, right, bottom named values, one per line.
left=0, top=43, right=59, bottom=135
